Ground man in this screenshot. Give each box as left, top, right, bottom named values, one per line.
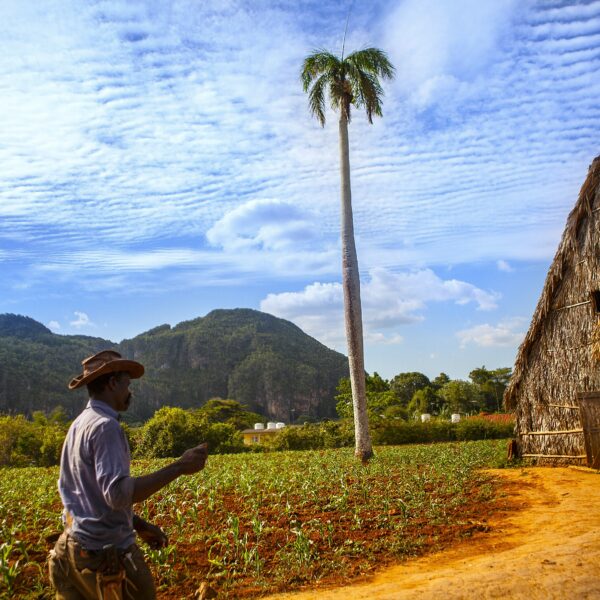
left=48, top=350, right=208, bottom=599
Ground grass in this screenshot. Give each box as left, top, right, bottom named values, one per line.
left=0, top=439, right=512, bottom=599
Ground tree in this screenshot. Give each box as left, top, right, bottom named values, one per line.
left=407, top=386, right=439, bottom=416
left=135, top=406, right=246, bottom=458
left=390, top=372, right=431, bottom=406
left=196, top=398, right=263, bottom=430
left=489, top=367, right=512, bottom=411
left=136, top=407, right=199, bottom=458
left=335, top=373, right=399, bottom=422
left=438, top=380, right=483, bottom=415
left=432, top=372, right=450, bottom=390
left=301, top=47, right=394, bottom=462
left=469, top=366, right=512, bottom=412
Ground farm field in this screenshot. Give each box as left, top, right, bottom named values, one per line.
left=0, top=440, right=511, bottom=599
left=268, top=466, right=600, bottom=599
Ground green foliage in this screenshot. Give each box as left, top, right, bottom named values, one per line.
left=319, top=420, right=355, bottom=448
left=203, top=423, right=245, bottom=455
left=334, top=378, right=353, bottom=418
left=0, top=357, right=516, bottom=467
left=334, top=366, right=513, bottom=424
left=135, top=407, right=202, bottom=458
left=390, top=372, right=431, bottom=406
left=455, top=417, right=515, bottom=441
left=431, top=372, right=450, bottom=389
left=0, top=315, right=113, bottom=418
left=0, top=314, right=52, bottom=338
left=265, top=424, right=325, bottom=451
left=259, top=415, right=514, bottom=452
left=0, top=413, right=68, bottom=467
left=380, top=368, right=513, bottom=418
left=381, top=404, right=409, bottom=421
left=0, top=440, right=512, bottom=598
left=0, top=311, right=348, bottom=422
left=438, top=380, right=483, bottom=414
left=124, top=308, right=348, bottom=421
left=37, top=425, right=66, bottom=467
left=134, top=406, right=247, bottom=458
left=265, top=421, right=354, bottom=451
left=301, top=48, right=395, bottom=125
left=120, top=422, right=137, bottom=456
left=407, top=386, right=438, bottom=416
left=196, top=398, right=263, bottom=430
left=372, top=417, right=513, bottom=445
left=372, top=420, right=455, bottom=445
left=468, top=366, right=512, bottom=412
left=335, top=373, right=403, bottom=421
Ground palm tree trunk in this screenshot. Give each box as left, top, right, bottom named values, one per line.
left=338, top=114, right=373, bottom=463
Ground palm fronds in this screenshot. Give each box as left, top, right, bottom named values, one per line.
left=307, top=73, right=329, bottom=127
left=300, top=47, right=394, bottom=125
left=345, top=48, right=395, bottom=80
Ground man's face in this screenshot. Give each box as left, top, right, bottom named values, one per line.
left=109, top=373, right=132, bottom=412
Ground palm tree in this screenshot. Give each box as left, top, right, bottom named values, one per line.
left=301, top=47, right=394, bottom=462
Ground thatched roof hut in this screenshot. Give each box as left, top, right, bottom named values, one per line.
left=504, top=155, right=600, bottom=465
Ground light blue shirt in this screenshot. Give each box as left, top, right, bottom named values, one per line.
left=58, top=399, right=135, bottom=550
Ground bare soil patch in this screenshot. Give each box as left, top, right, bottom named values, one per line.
left=265, top=467, right=600, bottom=600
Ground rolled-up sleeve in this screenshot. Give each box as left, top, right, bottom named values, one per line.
left=92, top=421, right=134, bottom=511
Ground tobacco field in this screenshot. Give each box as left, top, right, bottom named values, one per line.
left=0, top=440, right=511, bottom=599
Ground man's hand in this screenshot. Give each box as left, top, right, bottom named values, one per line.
left=133, top=516, right=168, bottom=549
left=132, top=443, right=208, bottom=503
left=177, top=442, right=208, bottom=475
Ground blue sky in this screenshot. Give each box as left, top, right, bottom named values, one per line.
left=1, top=0, right=599, bottom=381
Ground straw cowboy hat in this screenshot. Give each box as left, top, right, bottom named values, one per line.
left=68, top=350, right=144, bottom=390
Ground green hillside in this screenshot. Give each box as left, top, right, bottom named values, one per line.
left=0, top=310, right=348, bottom=421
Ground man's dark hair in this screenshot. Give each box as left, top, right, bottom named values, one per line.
left=87, top=371, right=125, bottom=397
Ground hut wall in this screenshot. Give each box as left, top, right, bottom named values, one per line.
left=514, top=178, right=600, bottom=464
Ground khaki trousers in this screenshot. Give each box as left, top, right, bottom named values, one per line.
left=48, top=533, right=156, bottom=600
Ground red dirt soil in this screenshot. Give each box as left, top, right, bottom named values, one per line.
left=265, top=467, right=600, bottom=600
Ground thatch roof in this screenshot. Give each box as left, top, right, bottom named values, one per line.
left=591, top=319, right=600, bottom=364
left=505, top=155, right=600, bottom=410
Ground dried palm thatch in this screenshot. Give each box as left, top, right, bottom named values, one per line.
left=504, top=155, right=600, bottom=464
left=591, top=319, right=600, bottom=363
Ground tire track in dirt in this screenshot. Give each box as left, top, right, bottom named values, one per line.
left=266, top=467, right=600, bottom=600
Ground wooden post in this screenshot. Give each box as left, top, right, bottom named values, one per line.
left=576, top=392, right=600, bottom=469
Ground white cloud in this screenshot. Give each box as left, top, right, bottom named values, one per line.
left=497, top=260, right=514, bottom=273
left=456, top=317, right=526, bottom=348
left=70, top=311, right=94, bottom=329
left=203, top=199, right=338, bottom=277
left=261, top=281, right=344, bottom=346
left=206, top=199, right=319, bottom=252
left=260, top=267, right=499, bottom=349
left=48, top=320, right=61, bottom=331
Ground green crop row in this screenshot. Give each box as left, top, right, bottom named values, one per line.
left=0, top=439, right=512, bottom=599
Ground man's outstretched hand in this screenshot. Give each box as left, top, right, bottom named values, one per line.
left=132, top=443, right=209, bottom=503
left=177, top=442, right=208, bottom=474
left=133, top=516, right=168, bottom=549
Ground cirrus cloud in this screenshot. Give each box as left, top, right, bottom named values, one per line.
left=383, top=0, right=519, bottom=101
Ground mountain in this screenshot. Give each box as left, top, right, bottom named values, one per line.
left=0, top=310, right=348, bottom=421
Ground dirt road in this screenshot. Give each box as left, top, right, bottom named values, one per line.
left=266, top=467, right=600, bottom=600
